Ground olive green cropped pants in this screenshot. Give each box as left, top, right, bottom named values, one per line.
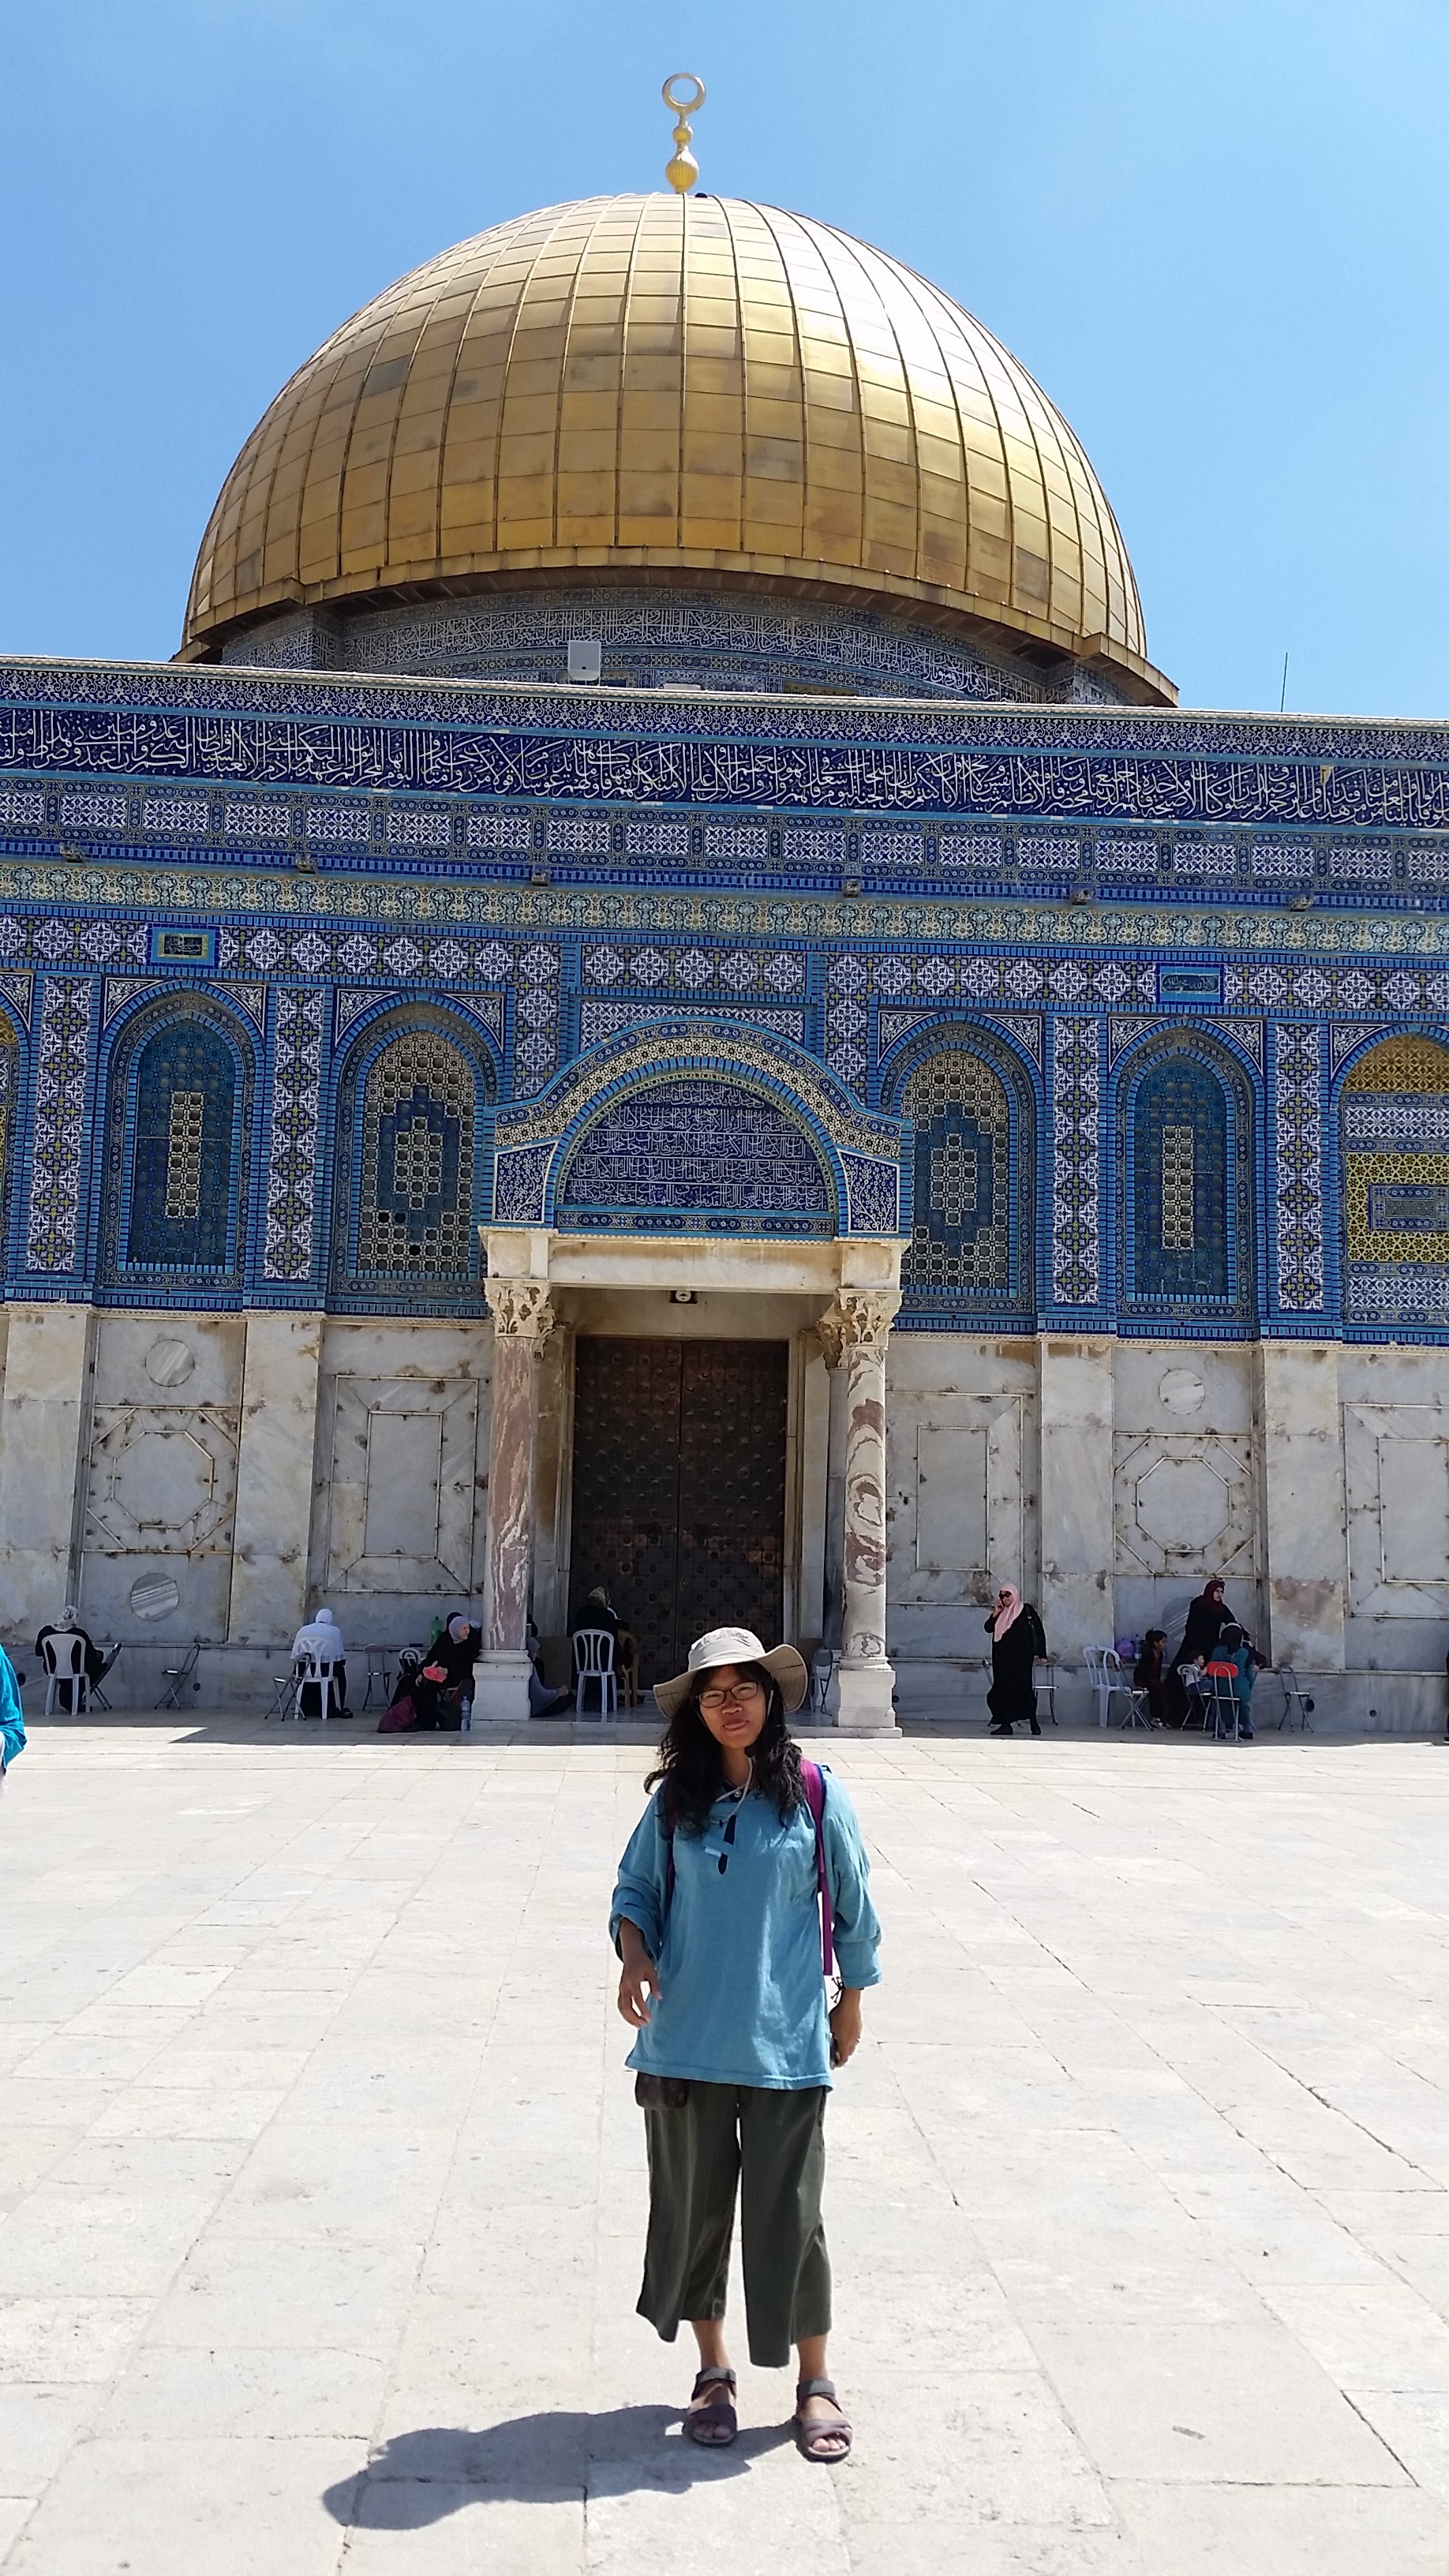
left=638, top=2080, right=831, bottom=2368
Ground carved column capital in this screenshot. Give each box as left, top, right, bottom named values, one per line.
left=815, top=1311, right=847, bottom=1370
left=818, top=1287, right=900, bottom=1362
left=485, top=1278, right=555, bottom=1346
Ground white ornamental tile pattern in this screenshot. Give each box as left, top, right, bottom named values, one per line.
left=1050, top=1016, right=1102, bottom=1305
left=262, top=988, right=325, bottom=1282
left=511, top=943, right=560, bottom=1096
left=25, top=977, right=92, bottom=1272
left=1272, top=1023, right=1327, bottom=1312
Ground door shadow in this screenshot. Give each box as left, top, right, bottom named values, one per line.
left=322, top=2406, right=793, bottom=2526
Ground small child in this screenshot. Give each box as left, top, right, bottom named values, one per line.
left=1133, top=1629, right=1169, bottom=1729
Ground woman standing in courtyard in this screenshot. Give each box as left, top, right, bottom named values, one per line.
left=984, top=1584, right=1047, bottom=1735
left=610, top=1625, right=880, bottom=2462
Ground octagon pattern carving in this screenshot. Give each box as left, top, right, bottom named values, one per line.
left=1113, top=1430, right=1256, bottom=1577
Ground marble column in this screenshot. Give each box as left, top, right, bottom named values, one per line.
left=816, top=1310, right=848, bottom=1659
left=0, top=1304, right=95, bottom=1637
left=820, top=1288, right=900, bottom=1732
left=230, top=1311, right=324, bottom=1646
left=476, top=1277, right=554, bottom=1724
left=1255, top=1339, right=1346, bottom=1671
left=1037, top=1333, right=1115, bottom=1702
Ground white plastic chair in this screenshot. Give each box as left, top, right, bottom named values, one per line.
left=42, top=1631, right=88, bottom=1716
left=1085, top=1646, right=1140, bottom=1728
left=573, top=1627, right=617, bottom=1719
left=1032, top=1656, right=1059, bottom=1727
left=292, top=1654, right=343, bottom=1722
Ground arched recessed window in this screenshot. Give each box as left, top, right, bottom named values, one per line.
left=1122, top=1047, right=1252, bottom=1316
left=1341, top=1035, right=1449, bottom=1328
left=898, top=1043, right=1028, bottom=1316
left=333, top=1017, right=490, bottom=1302
left=127, top=1020, right=238, bottom=1271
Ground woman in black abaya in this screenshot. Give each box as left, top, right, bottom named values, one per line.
left=984, top=1585, right=1048, bottom=1736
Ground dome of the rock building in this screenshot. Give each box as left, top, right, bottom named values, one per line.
left=181, top=192, right=1172, bottom=702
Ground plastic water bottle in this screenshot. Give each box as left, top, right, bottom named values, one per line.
left=460, top=1694, right=472, bottom=1734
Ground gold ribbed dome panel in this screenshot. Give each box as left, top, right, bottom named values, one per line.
left=182, top=193, right=1167, bottom=695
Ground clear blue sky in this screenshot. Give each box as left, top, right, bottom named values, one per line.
left=3, top=0, right=1445, bottom=717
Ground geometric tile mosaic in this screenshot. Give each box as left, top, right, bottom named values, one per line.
left=25, top=977, right=92, bottom=1273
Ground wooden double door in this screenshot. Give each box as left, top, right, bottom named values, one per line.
left=568, top=1337, right=788, bottom=1686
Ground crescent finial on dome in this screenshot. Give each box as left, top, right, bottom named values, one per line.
left=663, top=72, right=705, bottom=193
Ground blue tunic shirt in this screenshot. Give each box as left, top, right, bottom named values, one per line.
left=609, top=1767, right=881, bottom=2091
left=0, top=1650, right=25, bottom=1773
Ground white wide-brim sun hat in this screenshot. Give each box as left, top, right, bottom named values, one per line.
left=653, top=1626, right=809, bottom=1721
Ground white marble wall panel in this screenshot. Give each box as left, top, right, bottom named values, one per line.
left=1110, top=1341, right=1260, bottom=1649
left=1256, top=1341, right=1347, bottom=1674
left=309, top=1320, right=492, bottom=1641
left=886, top=1335, right=1039, bottom=1661
left=1342, top=1342, right=1449, bottom=1668
left=1038, top=1335, right=1114, bottom=1667
left=0, top=1305, right=94, bottom=1637
left=78, top=1314, right=245, bottom=1642
left=230, top=1312, right=324, bottom=1649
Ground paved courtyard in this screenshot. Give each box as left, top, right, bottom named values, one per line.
left=3, top=1719, right=1449, bottom=2571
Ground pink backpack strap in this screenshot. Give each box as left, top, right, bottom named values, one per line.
left=801, top=1760, right=833, bottom=1975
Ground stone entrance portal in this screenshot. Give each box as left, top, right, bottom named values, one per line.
left=568, top=1336, right=788, bottom=1685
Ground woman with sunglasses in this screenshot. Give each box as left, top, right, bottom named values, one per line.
left=610, top=1625, right=881, bottom=2463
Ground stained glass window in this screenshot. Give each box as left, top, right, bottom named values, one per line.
left=901, top=1048, right=1013, bottom=1297
left=1131, top=1058, right=1229, bottom=1302
left=354, top=1030, right=477, bottom=1280
left=126, top=1021, right=236, bottom=1270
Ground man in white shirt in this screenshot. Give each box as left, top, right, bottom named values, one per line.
left=290, top=1606, right=348, bottom=1715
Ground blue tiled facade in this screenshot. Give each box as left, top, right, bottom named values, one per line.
left=5, top=646, right=1449, bottom=1340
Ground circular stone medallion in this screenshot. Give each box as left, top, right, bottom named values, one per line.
left=129, top=1574, right=182, bottom=1621
left=1159, top=1367, right=1206, bottom=1417
left=144, top=1337, right=195, bottom=1387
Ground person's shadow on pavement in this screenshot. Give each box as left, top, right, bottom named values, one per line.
left=322, top=2408, right=793, bottom=2527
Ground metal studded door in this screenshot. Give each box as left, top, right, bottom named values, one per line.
left=568, top=1338, right=788, bottom=1684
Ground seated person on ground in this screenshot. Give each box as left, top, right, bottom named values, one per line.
left=414, top=1612, right=480, bottom=1729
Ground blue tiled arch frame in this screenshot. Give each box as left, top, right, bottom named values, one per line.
left=327, top=997, right=500, bottom=1315
left=1329, top=1018, right=1449, bottom=1343
left=878, top=1013, right=1042, bottom=1330
left=492, top=1017, right=904, bottom=1237
left=91, top=987, right=256, bottom=1301
left=1110, top=1023, right=1263, bottom=1334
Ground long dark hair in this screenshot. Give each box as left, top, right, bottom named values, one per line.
left=646, top=1661, right=804, bottom=1837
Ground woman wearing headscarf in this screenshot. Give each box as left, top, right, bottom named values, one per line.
left=1166, top=1578, right=1237, bottom=1726
left=414, top=1612, right=481, bottom=1729
left=984, top=1585, right=1048, bottom=1736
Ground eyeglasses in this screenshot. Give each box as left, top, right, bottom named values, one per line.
left=697, top=1682, right=766, bottom=1714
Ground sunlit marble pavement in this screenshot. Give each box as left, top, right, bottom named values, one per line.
left=3, top=1716, right=1449, bottom=2572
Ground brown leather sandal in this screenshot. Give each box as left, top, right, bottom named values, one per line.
left=686, top=2364, right=738, bottom=2445
left=795, top=2376, right=852, bottom=2461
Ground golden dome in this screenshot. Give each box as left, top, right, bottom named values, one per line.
left=182, top=193, right=1171, bottom=701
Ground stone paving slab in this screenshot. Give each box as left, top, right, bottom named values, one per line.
left=2, top=1718, right=1449, bottom=2570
